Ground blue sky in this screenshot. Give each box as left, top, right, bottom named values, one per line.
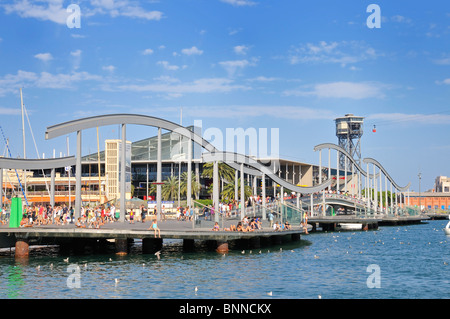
left=0, top=0, right=449, bottom=192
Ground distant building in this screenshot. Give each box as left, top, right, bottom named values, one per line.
left=435, top=176, right=450, bottom=193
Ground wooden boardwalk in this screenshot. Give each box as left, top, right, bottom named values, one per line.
left=0, top=218, right=305, bottom=257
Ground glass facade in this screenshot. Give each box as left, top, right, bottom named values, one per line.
left=81, top=126, right=195, bottom=163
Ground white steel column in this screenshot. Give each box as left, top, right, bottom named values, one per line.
left=213, top=160, right=219, bottom=223
left=187, top=137, right=192, bottom=208
left=75, top=130, right=82, bottom=219
left=336, top=151, right=339, bottom=193
left=240, top=163, right=245, bottom=220
left=120, top=124, right=126, bottom=222
left=156, top=127, right=162, bottom=221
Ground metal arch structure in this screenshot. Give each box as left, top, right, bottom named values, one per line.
left=362, top=158, right=411, bottom=192
left=202, top=151, right=333, bottom=194
left=44, top=113, right=321, bottom=221
left=0, top=156, right=76, bottom=210
left=314, top=143, right=410, bottom=192
left=45, top=114, right=260, bottom=176
left=0, top=157, right=75, bottom=170
left=314, top=143, right=375, bottom=178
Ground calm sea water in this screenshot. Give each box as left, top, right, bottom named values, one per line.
left=1, top=220, right=449, bottom=299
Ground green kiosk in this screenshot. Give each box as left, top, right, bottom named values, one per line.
left=9, top=197, right=22, bottom=228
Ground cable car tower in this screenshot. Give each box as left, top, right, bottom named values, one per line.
left=335, top=114, right=364, bottom=170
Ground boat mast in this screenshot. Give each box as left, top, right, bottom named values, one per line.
left=20, top=88, right=26, bottom=159
left=20, top=88, right=27, bottom=203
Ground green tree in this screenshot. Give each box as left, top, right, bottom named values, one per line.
left=220, top=178, right=252, bottom=203
left=202, top=162, right=235, bottom=182
left=180, top=171, right=201, bottom=200
left=162, top=176, right=179, bottom=201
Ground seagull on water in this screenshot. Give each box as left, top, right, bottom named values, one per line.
left=115, top=278, right=120, bottom=285
left=155, top=251, right=161, bottom=260
left=267, top=291, right=272, bottom=296
left=63, top=258, right=69, bottom=263
left=195, top=286, right=198, bottom=293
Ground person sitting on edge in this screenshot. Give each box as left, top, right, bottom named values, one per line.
left=285, top=221, right=291, bottom=230
left=149, top=219, right=161, bottom=238
left=212, top=222, right=220, bottom=231
left=76, top=217, right=86, bottom=228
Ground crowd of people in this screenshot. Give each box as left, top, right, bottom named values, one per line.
left=1, top=196, right=308, bottom=235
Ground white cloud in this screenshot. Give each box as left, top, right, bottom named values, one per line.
left=142, top=48, right=154, bottom=55
left=0, top=107, right=21, bottom=115
left=367, top=112, right=450, bottom=125
left=157, top=61, right=179, bottom=71
left=234, top=45, right=250, bottom=55
left=284, top=81, right=385, bottom=100
left=102, top=65, right=116, bottom=72
left=247, top=76, right=279, bottom=82
left=390, top=15, right=412, bottom=24
left=3, top=0, right=163, bottom=24
left=70, top=50, right=82, bottom=70
left=220, top=0, right=256, bottom=6
left=3, top=0, right=68, bottom=24
left=70, top=49, right=82, bottom=57
left=34, top=52, right=53, bottom=62
left=181, top=105, right=336, bottom=120
left=89, top=0, right=163, bottom=20
left=436, top=78, right=450, bottom=85
left=181, top=46, right=203, bottom=56
left=219, top=58, right=257, bottom=76
left=118, top=77, right=250, bottom=96
left=0, top=69, right=102, bottom=96
left=289, top=41, right=380, bottom=67
left=433, top=57, right=450, bottom=65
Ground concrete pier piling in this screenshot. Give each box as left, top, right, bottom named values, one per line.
left=115, top=238, right=129, bottom=256
left=15, top=239, right=29, bottom=259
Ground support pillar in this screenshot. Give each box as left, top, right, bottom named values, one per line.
left=249, top=236, right=261, bottom=249
left=182, top=239, right=195, bottom=251
left=157, top=127, right=162, bottom=221
left=216, top=241, right=229, bottom=253
left=15, top=239, right=29, bottom=259
left=240, top=163, right=245, bottom=220
left=120, top=124, right=126, bottom=222
left=115, top=238, right=128, bottom=256
left=187, top=136, right=192, bottom=208
left=262, top=173, right=266, bottom=220
left=75, top=130, right=82, bottom=220
left=50, top=168, right=55, bottom=208
left=142, top=238, right=163, bottom=254
left=213, top=160, right=219, bottom=223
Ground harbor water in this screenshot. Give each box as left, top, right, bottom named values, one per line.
left=1, top=219, right=449, bottom=299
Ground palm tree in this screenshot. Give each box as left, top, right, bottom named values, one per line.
left=162, top=176, right=179, bottom=201
left=221, top=178, right=252, bottom=203
left=180, top=171, right=201, bottom=200
left=202, top=162, right=235, bottom=183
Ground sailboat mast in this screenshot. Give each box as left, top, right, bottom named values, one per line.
left=20, top=88, right=25, bottom=159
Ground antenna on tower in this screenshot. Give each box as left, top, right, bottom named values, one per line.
left=335, top=114, right=364, bottom=170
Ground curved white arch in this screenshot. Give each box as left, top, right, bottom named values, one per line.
left=314, top=143, right=378, bottom=178
left=0, top=156, right=75, bottom=170
left=363, top=157, right=410, bottom=192
left=45, top=113, right=262, bottom=176
left=202, top=151, right=332, bottom=194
